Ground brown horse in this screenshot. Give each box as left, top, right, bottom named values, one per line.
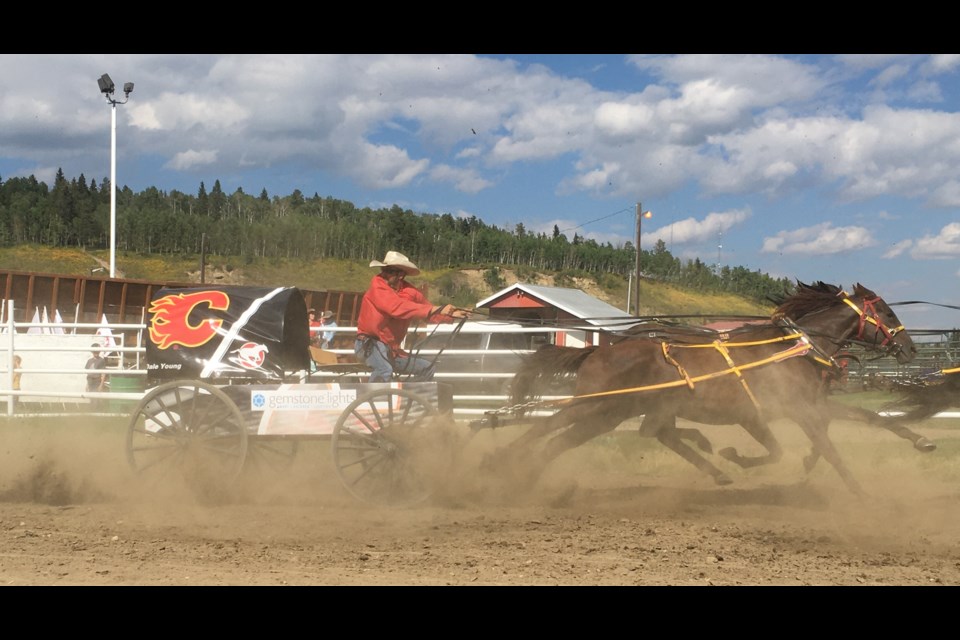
left=500, top=282, right=924, bottom=496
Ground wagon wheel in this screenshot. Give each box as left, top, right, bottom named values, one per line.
left=126, top=380, right=249, bottom=496
left=331, top=387, right=450, bottom=507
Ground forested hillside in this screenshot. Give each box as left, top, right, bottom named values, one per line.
left=0, top=169, right=792, bottom=304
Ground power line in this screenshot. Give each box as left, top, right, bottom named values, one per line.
left=559, top=205, right=632, bottom=234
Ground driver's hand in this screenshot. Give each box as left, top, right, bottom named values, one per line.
left=437, top=304, right=470, bottom=318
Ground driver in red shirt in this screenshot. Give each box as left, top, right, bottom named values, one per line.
left=355, top=251, right=469, bottom=382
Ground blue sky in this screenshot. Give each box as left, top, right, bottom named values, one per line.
left=1, top=53, right=958, bottom=331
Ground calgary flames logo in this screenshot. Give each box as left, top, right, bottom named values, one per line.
left=149, top=290, right=230, bottom=349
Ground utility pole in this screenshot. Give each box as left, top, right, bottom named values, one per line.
left=634, top=203, right=642, bottom=317
left=200, top=233, right=207, bottom=284
left=634, top=204, right=651, bottom=316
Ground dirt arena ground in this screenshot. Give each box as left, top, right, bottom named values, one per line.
left=1, top=414, right=958, bottom=586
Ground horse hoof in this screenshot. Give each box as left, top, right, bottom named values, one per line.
left=914, top=437, right=937, bottom=453
left=713, top=473, right=733, bottom=486
left=717, top=447, right=739, bottom=463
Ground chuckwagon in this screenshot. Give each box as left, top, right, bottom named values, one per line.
left=125, top=285, right=456, bottom=506
left=125, top=281, right=936, bottom=505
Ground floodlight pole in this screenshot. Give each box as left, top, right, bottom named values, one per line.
left=99, top=74, right=133, bottom=278
left=109, top=101, right=117, bottom=278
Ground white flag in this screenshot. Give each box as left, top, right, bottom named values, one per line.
left=41, top=306, right=51, bottom=334
left=96, top=313, right=117, bottom=358
left=53, top=309, right=65, bottom=335
left=26, top=307, right=42, bottom=335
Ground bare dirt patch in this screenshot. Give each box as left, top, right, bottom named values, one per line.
left=1, top=416, right=958, bottom=585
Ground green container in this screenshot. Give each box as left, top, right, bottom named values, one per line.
left=109, top=374, right=146, bottom=412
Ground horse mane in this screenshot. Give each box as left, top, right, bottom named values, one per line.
left=772, top=280, right=877, bottom=321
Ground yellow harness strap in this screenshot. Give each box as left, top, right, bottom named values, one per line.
left=712, top=341, right=761, bottom=410
left=661, top=342, right=695, bottom=389
left=553, top=341, right=812, bottom=406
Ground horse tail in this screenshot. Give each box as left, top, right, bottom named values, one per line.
left=510, top=344, right=596, bottom=409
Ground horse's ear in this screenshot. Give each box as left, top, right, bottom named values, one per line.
left=853, top=283, right=876, bottom=297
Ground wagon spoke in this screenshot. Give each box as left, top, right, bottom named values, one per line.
left=347, top=408, right=381, bottom=434
left=147, top=395, right=185, bottom=436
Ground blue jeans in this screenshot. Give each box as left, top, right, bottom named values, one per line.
left=355, top=338, right=436, bottom=383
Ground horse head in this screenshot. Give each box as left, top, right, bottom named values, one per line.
left=774, top=280, right=917, bottom=364
left=843, top=283, right=916, bottom=364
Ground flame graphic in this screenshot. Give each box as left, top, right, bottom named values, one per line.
left=148, top=290, right=230, bottom=349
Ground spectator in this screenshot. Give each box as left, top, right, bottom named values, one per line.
left=85, top=343, right=108, bottom=409
left=319, top=310, right=337, bottom=349
left=11, top=354, right=21, bottom=412
left=308, top=308, right=322, bottom=347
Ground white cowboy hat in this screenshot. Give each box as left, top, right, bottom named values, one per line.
left=369, top=251, right=420, bottom=276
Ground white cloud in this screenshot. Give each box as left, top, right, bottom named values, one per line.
left=910, top=222, right=960, bottom=258
left=869, top=63, right=910, bottom=88
left=928, top=180, right=960, bottom=207
left=348, top=142, right=429, bottom=189
left=883, top=239, right=913, bottom=258
left=834, top=54, right=911, bottom=71
left=594, top=102, right=655, bottom=137
left=134, top=92, right=249, bottom=132
left=428, top=164, right=492, bottom=194
left=924, top=54, right=960, bottom=75
left=761, top=223, right=876, bottom=255
left=629, top=54, right=825, bottom=105
left=164, top=149, right=218, bottom=170
left=647, top=208, right=751, bottom=246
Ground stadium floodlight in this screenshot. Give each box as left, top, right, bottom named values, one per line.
left=97, top=73, right=134, bottom=278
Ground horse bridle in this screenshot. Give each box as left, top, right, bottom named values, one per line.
left=840, top=292, right=906, bottom=356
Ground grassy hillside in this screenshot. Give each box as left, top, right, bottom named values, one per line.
left=0, top=244, right=774, bottom=319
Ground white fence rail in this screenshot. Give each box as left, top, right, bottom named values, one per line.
left=0, top=314, right=570, bottom=418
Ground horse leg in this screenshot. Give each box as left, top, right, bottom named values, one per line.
left=638, top=411, right=733, bottom=486
left=538, top=411, right=628, bottom=465
left=794, top=415, right=866, bottom=498
left=830, top=401, right=936, bottom=451
left=481, top=402, right=597, bottom=489
left=804, top=402, right=936, bottom=472
left=642, top=418, right=714, bottom=454
left=716, top=414, right=784, bottom=469
left=505, top=409, right=571, bottom=451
